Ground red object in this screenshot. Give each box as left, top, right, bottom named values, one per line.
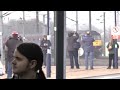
left=112, top=35, right=120, bottom=39
left=12, top=31, right=18, bottom=35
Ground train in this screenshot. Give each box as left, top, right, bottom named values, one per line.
left=77, top=30, right=102, bottom=58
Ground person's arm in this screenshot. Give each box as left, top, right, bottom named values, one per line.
left=5, top=40, right=8, bottom=48
left=117, top=43, right=119, bottom=48
left=40, top=40, right=44, bottom=47
left=47, top=40, right=51, bottom=48
left=106, top=42, right=109, bottom=48
left=82, top=35, right=86, bottom=43
left=75, top=32, right=79, bottom=40
left=5, top=45, right=8, bottom=51
left=92, top=37, right=95, bottom=42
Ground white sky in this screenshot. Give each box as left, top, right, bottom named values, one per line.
left=2, top=11, right=119, bottom=31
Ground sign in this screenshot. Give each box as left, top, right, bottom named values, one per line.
left=111, top=26, right=120, bottom=35
left=111, top=26, right=120, bottom=39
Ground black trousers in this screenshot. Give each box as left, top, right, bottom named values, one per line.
left=108, top=54, right=115, bottom=68
left=68, top=50, right=79, bottom=68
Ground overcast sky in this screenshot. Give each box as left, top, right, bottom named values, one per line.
left=2, top=11, right=119, bottom=32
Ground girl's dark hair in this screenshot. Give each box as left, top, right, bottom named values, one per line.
left=16, top=42, right=46, bottom=79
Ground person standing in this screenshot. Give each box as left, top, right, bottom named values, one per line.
left=67, top=31, right=80, bottom=69
left=107, top=38, right=119, bottom=69
left=82, top=31, right=95, bottom=70
left=40, top=35, right=51, bottom=67
left=5, top=31, right=23, bottom=79
left=3, top=36, right=12, bottom=73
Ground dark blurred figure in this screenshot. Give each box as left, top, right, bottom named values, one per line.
left=5, top=31, right=23, bottom=79
left=18, top=35, right=23, bottom=42
left=67, top=31, right=80, bottom=69
left=82, top=31, right=95, bottom=70
left=40, top=35, right=51, bottom=66
left=4, top=36, right=12, bottom=73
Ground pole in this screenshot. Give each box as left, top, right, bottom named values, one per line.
left=89, top=11, right=92, bottom=31
left=54, top=11, right=56, bottom=66
left=47, top=11, right=49, bottom=35
left=56, top=11, right=64, bottom=79
left=36, top=11, right=39, bottom=33
left=116, top=11, right=119, bottom=25
left=103, top=12, right=106, bottom=56
left=63, top=11, right=66, bottom=79
left=114, top=11, right=118, bottom=69
left=76, top=11, right=78, bottom=31
left=0, top=11, right=4, bottom=64
left=22, top=11, right=25, bottom=39
left=115, top=11, right=117, bottom=26
left=46, top=11, right=51, bottom=77
left=43, top=14, right=46, bottom=35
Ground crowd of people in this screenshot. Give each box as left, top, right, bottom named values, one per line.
left=67, top=31, right=95, bottom=70
left=0, top=30, right=119, bottom=79
left=67, top=30, right=119, bottom=70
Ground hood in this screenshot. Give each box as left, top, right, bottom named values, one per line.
left=68, top=32, right=74, bottom=37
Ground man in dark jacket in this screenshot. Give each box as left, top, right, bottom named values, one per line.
left=5, top=31, right=23, bottom=79
left=40, top=35, right=51, bottom=66
left=107, top=38, right=119, bottom=69
left=67, top=31, right=80, bottom=69
left=82, top=31, right=95, bottom=70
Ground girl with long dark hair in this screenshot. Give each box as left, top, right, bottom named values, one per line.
left=12, top=43, right=46, bottom=79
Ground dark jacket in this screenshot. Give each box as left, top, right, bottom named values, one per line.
left=107, top=41, right=119, bottom=54
left=5, top=37, right=23, bottom=61
left=82, top=34, right=95, bottom=52
left=67, top=32, right=79, bottom=51
left=40, top=39, right=51, bottom=51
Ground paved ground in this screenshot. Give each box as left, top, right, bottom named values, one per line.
left=45, top=66, right=120, bottom=79
left=1, top=66, right=120, bottom=79
left=83, top=73, right=120, bottom=79
left=1, top=57, right=120, bottom=79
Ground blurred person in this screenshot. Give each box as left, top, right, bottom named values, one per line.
left=40, top=35, right=51, bottom=67
left=12, top=42, right=46, bottom=79
left=4, top=45, right=8, bottom=73
left=4, top=36, right=12, bottom=73
left=82, top=31, right=95, bottom=70
left=107, top=38, right=119, bottom=69
left=67, top=31, right=80, bottom=69
left=18, top=35, right=23, bottom=42
left=5, top=31, right=23, bottom=79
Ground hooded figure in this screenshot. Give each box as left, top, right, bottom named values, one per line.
left=68, top=31, right=74, bottom=37
left=5, top=31, right=23, bottom=79
left=40, top=35, right=51, bottom=66
left=67, top=31, right=80, bottom=69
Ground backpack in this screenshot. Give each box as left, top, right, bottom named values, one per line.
left=73, top=42, right=81, bottom=49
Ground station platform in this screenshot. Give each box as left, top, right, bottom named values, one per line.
left=45, top=66, right=120, bottom=79
left=1, top=66, right=120, bottom=79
